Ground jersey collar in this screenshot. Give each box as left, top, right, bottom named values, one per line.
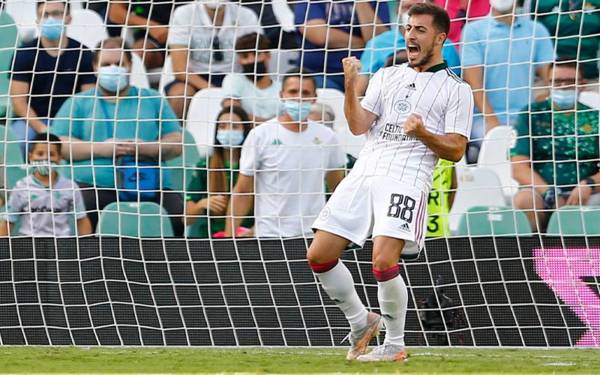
left=424, top=61, right=448, bottom=73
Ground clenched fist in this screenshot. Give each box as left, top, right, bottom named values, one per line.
left=342, top=57, right=361, bottom=85
left=403, top=113, right=427, bottom=138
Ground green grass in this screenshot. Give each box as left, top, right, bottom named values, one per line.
left=1, top=347, right=599, bottom=374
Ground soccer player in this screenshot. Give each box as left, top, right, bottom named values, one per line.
left=308, top=3, right=473, bottom=362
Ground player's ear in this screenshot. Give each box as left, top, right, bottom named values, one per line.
left=436, top=32, right=446, bottom=47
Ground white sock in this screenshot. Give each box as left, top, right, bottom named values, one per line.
left=315, top=261, right=368, bottom=331
left=378, top=275, right=408, bottom=347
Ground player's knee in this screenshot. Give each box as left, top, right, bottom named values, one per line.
left=307, top=245, right=339, bottom=273
left=372, top=264, right=400, bottom=282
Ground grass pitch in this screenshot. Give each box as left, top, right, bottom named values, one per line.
left=1, top=347, right=599, bottom=374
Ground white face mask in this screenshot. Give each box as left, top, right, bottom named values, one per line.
left=490, top=0, right=515, bottom=13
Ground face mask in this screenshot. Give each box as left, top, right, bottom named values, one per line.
left=283, top=100, right=312, bottom=122
left=490, top=0, right=514, bottom=12
left=241, top=61, right=267, bottom=81
left=216, top=129, right=245, bottom=146
left=30, top=160, right=56, bottom=176
left=40, top=17, right=64, bottom=41
left=98, top=65, right=129, bottom=93
left=551, top=89, right=578, bottom=109
left=203, top=0, right=228, bottom=9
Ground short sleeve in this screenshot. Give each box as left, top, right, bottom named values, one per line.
left=4, top=188, right=25, bottom=223
left=460, top=23, right=483, bottom=67
left=510, top=111, right=531, bottom=158
left=239, top=128, right=260, bottom=176
left=444, top=83, right=474, bottom=138
left=533, top=22, right=555, bottom=64
left=167, top=6, right=191, bottom=46
left=326, top=133, right=347, bottom=169
left=77, top=49, right=96, bottom=86
left=361, top=68, right=385, bottom=117
left=294, top=2, right=326, bottom=25
left=72, top=184, right=88, bottom=220
left=11, top=47, right=34, bottom=83
left=221, top=74, right=242, bottom=99
left=158, top=98, right=182, bottom=136
left=372, top=1, right=390, bottom=24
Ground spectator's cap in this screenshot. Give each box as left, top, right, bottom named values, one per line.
left=235, top=32, right=271, bottom=53
left=94, top=37, right=133, bottom=66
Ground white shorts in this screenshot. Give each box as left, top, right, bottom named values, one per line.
left=312, top=174, right=428, bottom=259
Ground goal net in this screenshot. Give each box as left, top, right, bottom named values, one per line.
left=0, top=0, right=598, bottom=347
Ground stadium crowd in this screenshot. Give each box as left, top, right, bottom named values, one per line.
left=0, top=0, right=598, bottom=237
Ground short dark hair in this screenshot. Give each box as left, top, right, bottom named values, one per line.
left=235, top=32, right=271, bottom=53
left=94, top=37, right=132, bottom=65
left=36, top=1, right=70, bottom=15
left=28, top=133, right=62, bottom=155
left=407, top=2, right=450, bottom=36
left=282, top=68, right=317, bottom=91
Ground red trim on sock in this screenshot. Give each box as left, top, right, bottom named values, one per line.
left=373, top=265, right=400, bottom=282
left=309, top=259, right=339, bottom=273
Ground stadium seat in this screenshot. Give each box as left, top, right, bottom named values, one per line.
left=130, top=53, right=150, bottom=89
left=97, top=202, right=175, bottom=237
left=315, top=88, right=366, bottom=158
left=186, top=88, right=225, bottom=160
left=0, top=11, right=18, bottom=119
left=449, top=166, right=508, bottom=233
left=456, top=206, right=532, bottom=236
left=5, top=0, right=36, bottom=42
left=546, top=205, right=600, bottom=236
left=66, top=9, right=108, bottom=49
left=164, top=128, right=201, bottom=193
left=0, top=125, right=26, bottom=190
left=477, top=126, right=519, bottom=200
left=580, top=90, right=599, bottom=110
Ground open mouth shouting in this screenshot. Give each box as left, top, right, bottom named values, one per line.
left=407, top=43, right=420, bottom=61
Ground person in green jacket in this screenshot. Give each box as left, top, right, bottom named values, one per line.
left=184, top=106, right=254, bottom=237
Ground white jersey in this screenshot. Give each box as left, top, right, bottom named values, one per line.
left=355, top=62, right=473, bottom=192
left=240, top=118, right=347, bottom=238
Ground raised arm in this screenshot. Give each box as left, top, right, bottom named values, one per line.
left=343, top=57, right=378, bottom=135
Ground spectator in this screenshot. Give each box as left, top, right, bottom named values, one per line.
left=511, top=60, right=600, bottom=232
left=461, top=0, right=554, bottom=162
left=239, top=0, right=296, bottom=48
left=433, top=0, right=489, bottom=43
left=185, top=106, right=254, bottom=238
left=221, top=33, right=281, bottom=124
left=426, top=159, right=456, bottom=237
left=10, top=0, right=96, bottom=155
left=357, top=0, right=461, bottom=94
left=530, top=0, right=600, bottom=80
left=294, top=0, right=390, bottom=91
left=224, top=69, right=347, bottom=238
left=308, top=102, right=336, bottom=129
left=51, top=37, right=184, bottom=236
left=166, top=0, right=261, bottom=119
left=108, top=0, right=186, bottom=70
left=0, top=133, right=93, bottom=237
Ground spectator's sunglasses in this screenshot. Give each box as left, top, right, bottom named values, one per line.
left=212, top=36, right=223, bottom=63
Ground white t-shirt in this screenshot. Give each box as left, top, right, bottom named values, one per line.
left=356, top=63, right=473, bottom=192
left=240, top=118, right=347, bottom=238
left=168, top=3, right=261, bottom=74
left=222, top=73, right=282, bottom=119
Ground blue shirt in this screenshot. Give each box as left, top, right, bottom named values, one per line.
left=294, top=0, right=390, bottom=73
left=360, top=28, right=461, bottom=76
left=461, top=15, right=554, bottom=123
left=51, top=86, right=181, bottom=189
left=11, top=38, right=95, bottom=118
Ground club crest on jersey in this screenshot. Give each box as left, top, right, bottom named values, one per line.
left=394, top=100, right=411, bottom=114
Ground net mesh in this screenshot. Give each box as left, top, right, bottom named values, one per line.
left=0, top=0, right=598, bottom=347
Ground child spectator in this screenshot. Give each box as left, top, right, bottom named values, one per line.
left=0, top=133, right=92, bottom=237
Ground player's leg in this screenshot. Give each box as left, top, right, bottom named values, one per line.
left=307, top=230, right=377, bottom=359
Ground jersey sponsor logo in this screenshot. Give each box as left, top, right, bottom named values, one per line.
left=379, top=123, right=417, bottom=142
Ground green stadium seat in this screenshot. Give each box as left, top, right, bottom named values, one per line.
left=0, top=12, right=18, bottom=119
left=165, top=129, right=201, bottom=193
left=97, top=201, right=174, bottom=237
left=546, top=206, right=600, bottom=236
left=0, top=124, right=26, bottom=190
left=456, top=206, right=532, bottom=236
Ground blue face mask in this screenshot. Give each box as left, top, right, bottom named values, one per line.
left=283, top=100, right=312, bottom=122
left=40, top=17, right=64, bottom=41
left=98, top=65, right=129, bottom=93
left=216, top=129, right=245, bottom=146
left=551, top=89, right=578, bottom=109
